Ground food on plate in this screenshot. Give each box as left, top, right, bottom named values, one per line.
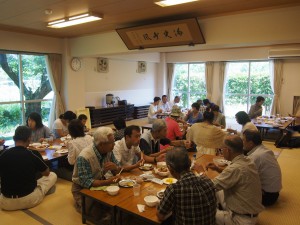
left=118, top=179, right=136, bottom=187
left=158, top=166, right=168, bottom=172
left=162, top=178, right=177, bottom=184
left=139, top=164, right=153, bottom=171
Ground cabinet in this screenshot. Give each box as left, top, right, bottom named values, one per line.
left=133, top=105, right=150, bottom=119
left=89, top=105, right=134, bottom=128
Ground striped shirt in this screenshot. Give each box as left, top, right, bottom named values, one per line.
left=158, top=172, right=216, bottom=225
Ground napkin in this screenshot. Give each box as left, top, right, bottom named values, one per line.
left=137, top=204, right=145, bottom=212
left=90, top=186, right=108, bottom=191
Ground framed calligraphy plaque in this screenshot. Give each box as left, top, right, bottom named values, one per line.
left=116, top=18, right=205, bottom=50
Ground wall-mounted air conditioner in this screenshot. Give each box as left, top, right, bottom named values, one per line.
left=268, top=49, right=300, bottom=59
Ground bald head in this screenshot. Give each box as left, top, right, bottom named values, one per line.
left=224, top=135, right=244, bottom=154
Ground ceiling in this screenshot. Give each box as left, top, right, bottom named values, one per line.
left=0, top=0, right=299, bottom=38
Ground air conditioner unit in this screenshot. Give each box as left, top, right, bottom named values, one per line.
left=268, top=49, right=300, bottom=59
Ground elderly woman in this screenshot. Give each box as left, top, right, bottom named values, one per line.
left=212, top=105, right=226, bottom=129
left=187, top=111, right=227, bottom=155
left=26, top=112, right=53, bottom=142
left=67, top=119, right=93, bottom=165
left=227, top=111, right=258, bottom=137
left=52, top=111, right=77, bottom=138
left=184, top=102, right=203, bottom=124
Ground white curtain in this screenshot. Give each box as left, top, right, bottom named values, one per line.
left=205, top=62, right=214, bottom=100
left=270, top=59, right=283, bottom=115
left=167, top=63, right=174, bottom=99
left=218, top=62, right=227, bottom=113
left=46, top=54, right=65, bottom=128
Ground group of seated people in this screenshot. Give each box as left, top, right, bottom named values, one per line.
left=0, top=96, right=285, bottom=225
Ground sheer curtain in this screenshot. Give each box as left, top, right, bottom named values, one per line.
left=167, top=63, right=174, bottom=99
left=270, top=59, right=283, bottom=115
left=218, top=62, right=227, bottom=113
left=46, top=54, right=65, bottom=128
left=205, top=62, right=214, bottom=100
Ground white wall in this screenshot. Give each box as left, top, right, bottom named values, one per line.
left=280, top=59, right=300, bottom=116
left=82, top=58, right=158, bottom=107
left=0, top=30, right=63, bottom=53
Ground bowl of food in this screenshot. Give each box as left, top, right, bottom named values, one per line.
left=157, top=190, right=165, bottom=199
left=144, top=195, right=159, bottom=207
left=213, top=157, right=227, bottom=167
left=106, top=186, right=120, bottom=196
left=139, top=163, right=153, bottom=171
left=157, top=166, right=169, bottom=177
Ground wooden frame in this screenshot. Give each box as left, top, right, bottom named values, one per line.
left=137, top=61, right=146, bottom=73
left=97, top=57, right=109, bottom=73
left=116, top=18, right=205, bottom=50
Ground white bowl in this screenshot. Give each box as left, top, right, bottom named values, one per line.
left=157, top=170, right=169, bottom=177
left=144, top=195, right=159, bottom=207
left=106, top=186, right=120, bottom=196
left=157, top=162, right=166, bottom=168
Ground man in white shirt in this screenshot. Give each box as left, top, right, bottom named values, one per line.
left=113, top=125, right=164, bottom=169
left=159, top=95, right=171, bottom=113
left=243, top=129, right=282, bottom=206
left=169, top=96, right=181, bottom=110
left=148, top=97, right=162, bottom=124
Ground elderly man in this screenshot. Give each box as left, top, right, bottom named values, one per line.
left=113, top=125, right=164, bottom=169
left=0, top=126, right=57, bottom=210
left=140, top=119, right=168, bottom=157
left=207, top=135, right=264, bottom=225
left=243, top=129, right=282, bottom=206
left=159, top=95, right=171, bottom=113
left=72, top=127, right=121, bottom=212
left=157, top=147, right=216, bottom=225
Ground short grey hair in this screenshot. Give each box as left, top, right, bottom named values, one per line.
left=166, top=147, right=191, bottom=174
left=93, top=127, right=114, bottom=145
left=152, top=119, right=166, bottom=132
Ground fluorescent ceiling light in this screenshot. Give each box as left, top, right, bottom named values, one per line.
left=155, top=0, right=199, bottom=7
left=47, top=12, right=102, bottom=28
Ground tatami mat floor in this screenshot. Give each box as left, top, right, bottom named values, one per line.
left=1, top=119, right=300, bottom=225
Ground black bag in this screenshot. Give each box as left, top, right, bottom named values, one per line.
left=275, top=130, right=292, bottom=148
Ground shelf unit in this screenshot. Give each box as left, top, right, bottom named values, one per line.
left=88, top=105, right=134, bottom=128
left=133, top=105, right=150, bottom=119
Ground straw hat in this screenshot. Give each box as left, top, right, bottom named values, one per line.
left=170, top=106, right=182, bottom=117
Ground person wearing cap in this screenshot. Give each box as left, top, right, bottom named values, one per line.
left=0, top=126, right=57, bottom=210
left=166, top=106, right=187, bottom=141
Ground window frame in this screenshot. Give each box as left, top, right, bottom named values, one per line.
left=172, top=62, right=206, bottom=108
left=224, top=60, right=274, bottom=116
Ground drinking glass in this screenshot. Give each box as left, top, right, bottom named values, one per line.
left=133, top=184, right=141, bottom=196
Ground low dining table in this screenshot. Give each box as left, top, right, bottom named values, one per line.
left=79, top=152, right=219, bottom=225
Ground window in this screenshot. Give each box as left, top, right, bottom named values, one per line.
left=224, top=61, right=273, bottom=117
left=0, top=53, right=53, bottom=140
left=172, top=63, right=206, bottom=108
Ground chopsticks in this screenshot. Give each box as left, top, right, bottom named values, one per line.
left=140, top=152, right=144, bottom=166
left=117, top=167, right=124, bottom=176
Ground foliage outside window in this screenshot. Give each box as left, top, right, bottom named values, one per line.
left=172, top=63, right=206, bottom=108
left=0, top=53, right=53, bottom=140
left=224, top=61, right=273, bottom=117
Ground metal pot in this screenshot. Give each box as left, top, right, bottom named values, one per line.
left=106, top=94, right=114, bottom=105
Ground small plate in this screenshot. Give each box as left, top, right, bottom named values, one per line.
left=56, top=149, right=68, bottom=154
left=118, top=179, right=136, bottom=188
left=162, top=178, right=177, bottom=185
left=139, top=164, right=153, bottom=171
left=156, top=190, right=165, bottom=199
